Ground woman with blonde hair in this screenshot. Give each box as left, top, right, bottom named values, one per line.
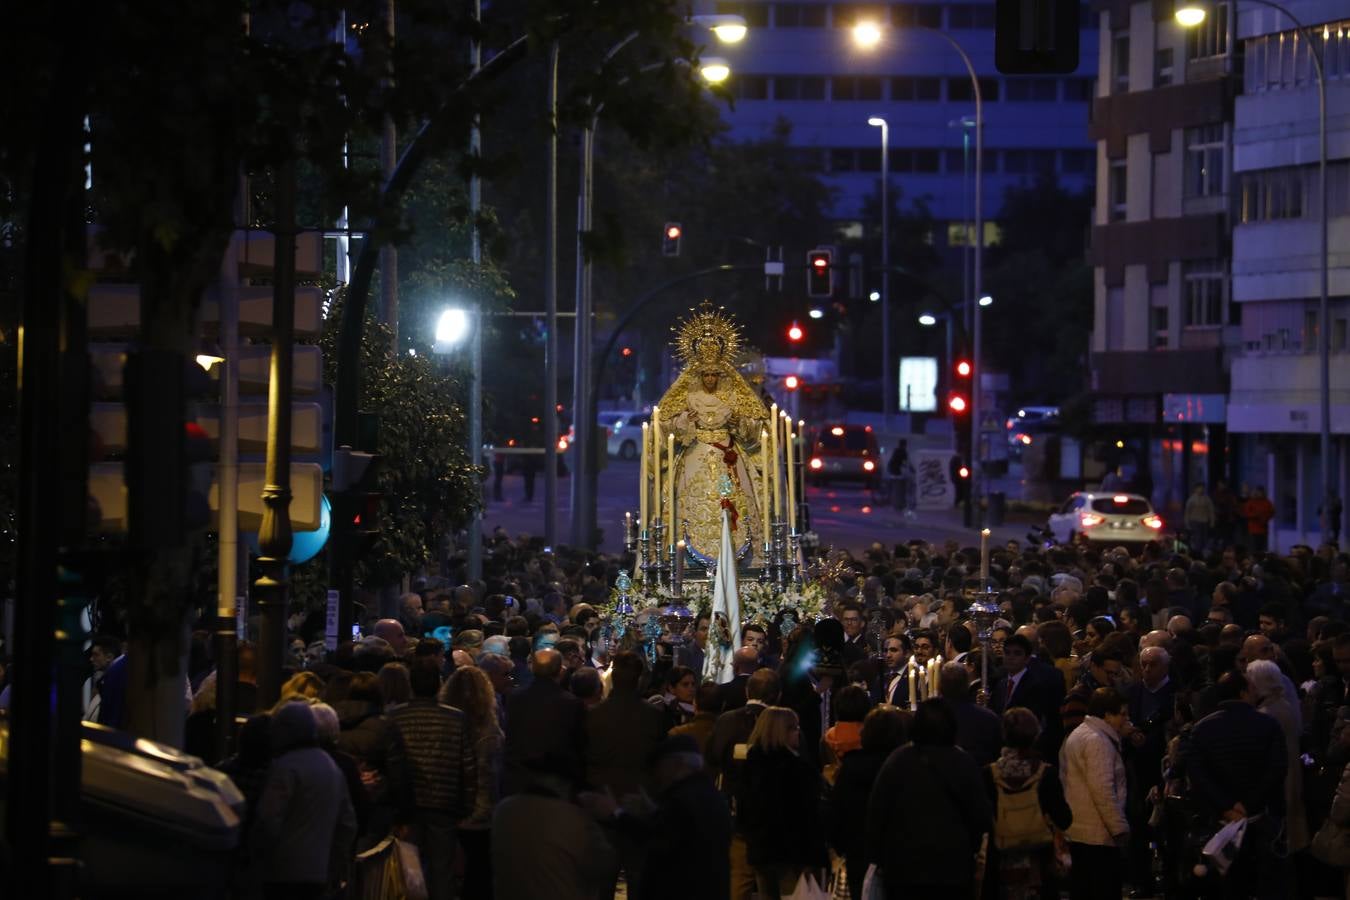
left=271, top=671, right=324, bottom=712
left=737, top=706, right=829, bottom=898
left=442, top=665, right=504, bottom=900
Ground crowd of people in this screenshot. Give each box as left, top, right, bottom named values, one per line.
left=66, top=528, right=1350, bottom=899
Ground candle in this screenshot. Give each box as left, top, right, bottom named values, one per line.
left=675, top=539, right=686, bottom=594
left=980, top=528, right=991, bottom=585
left=785, top=421, right=796, bottom=532
left=666, top=433, right=676, bottom=540
left=652, top=408, right=662, bottom=522
left=907, top=660, right=917, bottom=711
left=760, top=429, right=771, bottom=551
left=769, top=403, right=780, bottom=520
left=639, top=423, right=649, bottom=528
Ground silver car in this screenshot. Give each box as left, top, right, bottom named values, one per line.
left=1047, top=491, right=1164, bottom=546
left=601, top=410, right=649, bottom=459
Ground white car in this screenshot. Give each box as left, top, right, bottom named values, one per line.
left=601, top=410, right=649, bottom=459
left=1047, top=491, right=1164, bottom=546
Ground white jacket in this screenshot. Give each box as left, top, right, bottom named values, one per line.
left=1059, top=715, right=1129, bottom=846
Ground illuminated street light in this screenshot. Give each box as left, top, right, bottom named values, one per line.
left=918, top=313, right=938, bottom=327
left=809, top=308, right=824, bottom=319
left=852, top=20, right=883, bottom=49
left=434, top=308, right=471, bottom=350
left=869, top=291, right=880, bottom=302
left=690, top=13, right=749, bottom=44
left=1174, top=4, right=1206, bottom=26
left=978, top=294, right=993, bottom=307
left=700, top=57, right=732, bottom=83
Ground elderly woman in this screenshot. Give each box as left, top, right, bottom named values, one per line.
left=1247, top=659, right=1309, bottom=852
left=737, top=706, right=829, bottom=899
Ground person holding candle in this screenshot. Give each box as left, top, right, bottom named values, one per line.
left=656, top=303, right=769, bottom=566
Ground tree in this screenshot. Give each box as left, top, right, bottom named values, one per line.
left=979, top=176, right=1094, bottom=406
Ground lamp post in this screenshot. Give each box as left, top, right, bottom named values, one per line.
left=855, top=21, right=983, bottom=526
left=918, top=311, right=953, bottom=404
left=570, top=25, right=742, bottom=549
left=868, top=116, right=891, bottom=430
left=1176, top=0, right=1334, bottom=540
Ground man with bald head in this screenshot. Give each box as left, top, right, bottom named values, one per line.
left=1140, top=629, right=1171, bottom=650
left=373, top=618, right=408, bottom=656
left=502, top=648, right=586, bottom=794
left=719, top=646, right=763, bottom=712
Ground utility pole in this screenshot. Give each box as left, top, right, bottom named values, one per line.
left=380, top=0, right=399, bottom=350
left=467, top=0, right=483, bottom=580
left=544, top=40, right=559, bottom=548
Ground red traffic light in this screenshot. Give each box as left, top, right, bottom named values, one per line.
left=784, top=374, right=801, bottom=390
left=955, top=359, right=972, bottom=378
left=665, top=224, right=682, bottom=240
left=621, top=346, right=633, bottom=357
left=958, top=465, right=971, bottom=479
left=811, top=256, right=828, bottom=269
left=787, top=322, right=804, bottom=342
left=948, top=394, right=968, bottom=413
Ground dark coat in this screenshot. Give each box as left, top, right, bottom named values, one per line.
left=828, top=747, right=890, bottom=859
left=705, top=702, right=766, bottom=799
left=332, top=699, right=412, bottom=814
left=388, top=698, right=477, bottom=818
left=866, top=744, right=993, bottom=889
left=502, top=676, right=586, bottom=794
left=1124, top=679, right=1176, bottom=793
left=718, top=673, right=751, bottom=712
left=994, top=663, right=1065, bottom=756
left=947, top=698, right=1004, bottom=768
left=633, top=772, right=734, bottom=900
left=584, top=687, right=666, bottom=797
left=736, top=746, right=829, bottom=869
left=1183, top=699, right=1288, bottom=818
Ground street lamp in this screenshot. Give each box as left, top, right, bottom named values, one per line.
left=917, top=313, right=937, bottom=327
left=434, top=308, right=471, bottom=348
left=1176, top=0, right=1335, bottom=539
left=855, top=21, right=985, bottom=527
left=919, top=312, right=954, bottom=404
left=979, top=294, right=993, bottom=307
left=570, top=30, right=742, bottom=549
left=868, top=116, right=891, bottom=430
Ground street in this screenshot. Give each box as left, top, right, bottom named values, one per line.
left=481, top=458, right=1036, bottom=556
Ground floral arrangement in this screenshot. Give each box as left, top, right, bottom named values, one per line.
left=599, top=574, right=828, bottom=627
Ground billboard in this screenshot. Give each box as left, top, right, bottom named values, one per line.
left=898, top=356, right=937, bottom=412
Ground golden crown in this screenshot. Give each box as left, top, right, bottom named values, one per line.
left=672, top=301, right=742, bottom=370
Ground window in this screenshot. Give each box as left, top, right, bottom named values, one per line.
left=1335, top=318, right=1348, bottom=353
left=1182, top=260, right=1226, bottom=327
left=944, top=148, right=970, bottom=174
left=774, top=76, right=826, bottom=99
left=789, top=148, right=826, bottom=171
left=1063, top=77, right=1094, bottom=101
left=1245, top=21, right=1350, bottom=94
left=774, top=3, right=827, bottom=26
left=1235, top=163, right=1350, bottom=222
left=891, top=77, right=941, bottom=100
left=834, top=4, right=886, bottom=27
left=892, top=3, right=943, bottom=27
left=948, top=77, right=999, bottom=101
left=833, top=76, right=883, bottom=100
left=947, top=3, right=995, bottom=29
left=1155, top=48, right=1174, bottom=86
left=1005, top=78, right=1058, bottom=101
left=715, top=1, right=770, bottom=27
left=1109, top=160, right=1128, bottom=221
left=1112, top=32, right=1130, bottom=93
left=1305, top=310, right=1319, bottom=351
left=732, top=75, right=769, bottom=100
left=1186, top=1, right=1228, bottom=60
left=1151, top=305, right=1170, bottom=349
left=1184, top=125, right=1225, bottom=198
left=888, top=148, right=912, bottom=172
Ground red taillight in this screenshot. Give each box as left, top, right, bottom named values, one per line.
left=863, top=460, right=876, bottom=472
left=1080, top=513, right=1105, bottom=528
left=1143, top=514, right=1163, bottom=530
left=809, top=457, right=824, bottom=470
left=557, top=437, right=569, bottom=451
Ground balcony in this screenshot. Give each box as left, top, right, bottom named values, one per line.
left=1228, top=353, right=1350, bottom=434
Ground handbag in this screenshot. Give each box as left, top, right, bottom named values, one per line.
left=1311, top=816, right=1350, bottom=868
left=352, top=835, right=429, bottom=900
left=860, top=864, right=885, bottom=900
left=786, top=871, right=831, bottom=900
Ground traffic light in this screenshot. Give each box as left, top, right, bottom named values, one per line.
left=662, top=222, right=683, bottom=256
left=807, top=248, right=833, bottom=297
left=949, top=357, right=972, bottom=417
left=784, top=374, right=801, bottom=391
left=955, top=359, right=972, bottom=379
left=333, top=446, right=383, bottom=556
left=787, top=321, right=805, bottom=343
left=948, top=393, right=968, bottom=414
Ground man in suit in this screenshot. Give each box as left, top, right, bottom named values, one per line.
left=585, top=651, right=667, bottom=900
left=940, top=662, right=1002, bottom=767
left=880, top=634, right=914, bottom=707
left=838, top=600, right=869, bottom=667
left=993, top=634, right=1066, bottom=755
left=705, top=668, right=780, bottom=900
left=1125, top=645, right=1176, bottom=895
left=718, top=646, right=760, bottom=711
left=503, top=648, right=586, bottom=795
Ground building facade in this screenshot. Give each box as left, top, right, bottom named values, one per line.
left=697, top=0, right=1100, bottom=239
left=1088, top=0, right=1348, bottom=547
left=1227, top=0, right=1349, bottom=549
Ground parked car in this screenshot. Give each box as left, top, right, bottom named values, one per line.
left=600, top=410, right=649, bottom=459
left=1047, top=491, right=1164, bottom=547
left=806, top=423, right=881, bottom=487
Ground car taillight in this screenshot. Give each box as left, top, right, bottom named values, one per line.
left=863, top=460, right=876, bottom=472
left=809, top=457, right=823, bottom=470
left=1080, top=513, right=1105, bottom=528
left=1143, top=514, right=1163, bottom=530
left=557, top=437, right=569, bottom=451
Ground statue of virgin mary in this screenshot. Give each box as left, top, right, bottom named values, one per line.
left=657, top=303, right=769, bottom=566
